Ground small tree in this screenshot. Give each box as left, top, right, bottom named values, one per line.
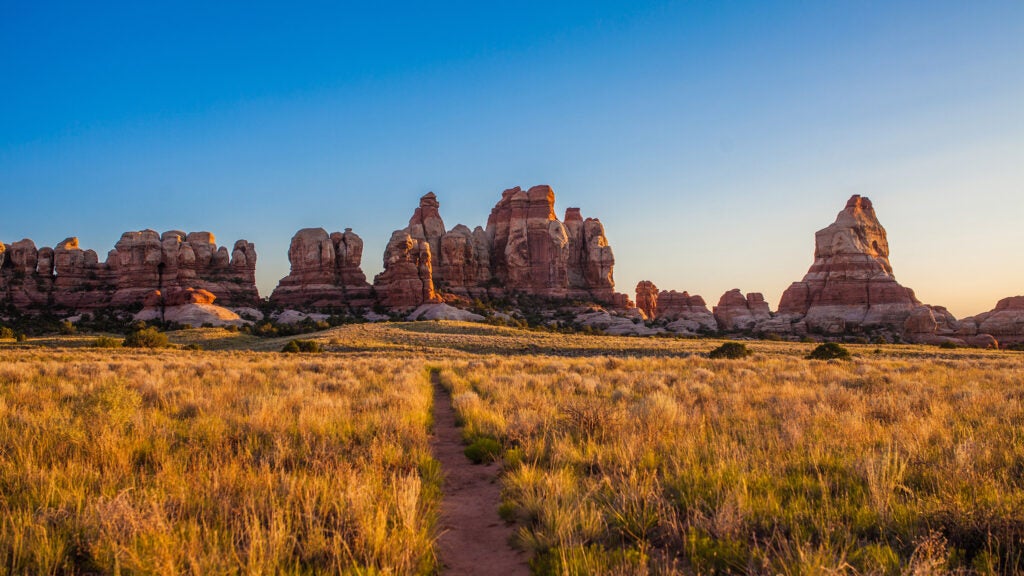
left=708, top=342, right=750, bottom=359
left=807, top=342, right=851, bottom=360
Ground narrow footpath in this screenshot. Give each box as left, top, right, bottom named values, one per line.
left=431, top=373, right=530, bottom=576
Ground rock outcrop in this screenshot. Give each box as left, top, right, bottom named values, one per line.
left=0, top=231, right=258, bottom=311
left=635, top=281, right=658, bottom=319
left=777, top=195, right=920, bottom=334
left=134, top=288, right=248, bottom=327
left=269, top=228, right=372, bottom=308
left=369, top=187, right=630, bottom=309
left=713, top=289, right=771, bottom=332
left=957, top=297, right=1024, bottom=347
left=374, top=230, right=440, bottom=309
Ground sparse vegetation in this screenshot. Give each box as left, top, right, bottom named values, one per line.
left=707, top=341, right=750, bottom=359
left=123, top=326, right=171, bottom=348
left=807, top=341, right=852, bottom=360
left=281, top=338, right=323, bottom=353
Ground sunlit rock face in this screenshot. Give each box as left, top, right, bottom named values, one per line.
left=777, top=195, right=921, bottom=334
left=713, top=289, right=771, bottom=332
left=270, top=227, right=372, bottom=309
left=0, top=231, right=259, bottom=311
left=368, top=186, right=630, bottom=309
left=957, top=297, right=1024, bottom=347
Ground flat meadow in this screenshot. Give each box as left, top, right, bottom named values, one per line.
left=1, top=321, right=1022, bottom=574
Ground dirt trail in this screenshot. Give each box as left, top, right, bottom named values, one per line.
left=431, top=373, right=530, bottom=576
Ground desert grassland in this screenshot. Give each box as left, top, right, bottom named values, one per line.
left=438, top=350, right=1024, bottom=575
left=0, top=348, right=439, bottom=574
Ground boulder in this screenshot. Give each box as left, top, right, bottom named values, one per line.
left=407, top=303, right=485, bottom=322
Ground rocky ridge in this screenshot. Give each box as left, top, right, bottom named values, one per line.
left=0, top=231, right=258, bottom=312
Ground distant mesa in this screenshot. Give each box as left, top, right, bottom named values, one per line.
left=0, top=230, right=258, bottom=313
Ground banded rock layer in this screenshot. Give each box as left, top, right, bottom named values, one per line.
left=0, top=231, right=258, bottom=310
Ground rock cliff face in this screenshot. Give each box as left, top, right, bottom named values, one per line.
left=374, top=230, right=440, bottom=309
left=368, top=186, right=629, bottom=309
left=269, top=228, right=372, bottom=308
left=635, top=281, right=658, bottom=319
left=777, top=195, right=920, bottom=334
left=0, top=231, right=258, bottom=311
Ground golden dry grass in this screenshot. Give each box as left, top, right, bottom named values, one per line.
left=2, top=321, right=1022, bottom=574
left=0, top=349, right=439, bottom=574
left=435, top=348, right=1024, bottom=574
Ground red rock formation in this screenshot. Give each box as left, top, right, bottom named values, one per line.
left=487, top=185, right=570, bottom=293
left=270, top=228, right=373, bottom=308
left=438, top=224, right=492, bottom=294
left=374, top=231, right=440, bottom=309
left=714, top=289, right=771, bottom=331
left=483, top=185, right=624, bottom=304
left=777, top=195, right=920, bottom=334
left=108, top=230, right=258, bottom=307
left=635, top=281, right=658, bottom=319
left=1, top=231, right=258, bottom=312
left=407, top=192, right=446, bottom=270
left=371, top=186, right=627, bottom=307
left=958, top=297, right=1024, bottom=346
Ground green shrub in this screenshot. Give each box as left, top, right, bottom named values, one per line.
left=183, top=343, right=203, bottom=351
left=938, top=340, right=959, bottom=349
left=281, top=339, right=322, bottom=353
left=708, top=341, right=750, bottom=359
left=59, top=320, right=76, bottom=335
left=124, top=327, right=170, bottom=348
left=0, top=326, right=13, bottom=339
left=464, top=437, right=502, bottom=464
left=14, top=332, right=27, bottom=343
left=92, top=336, right=123, bottom=348
left=807, top=342, right=851, bottom=360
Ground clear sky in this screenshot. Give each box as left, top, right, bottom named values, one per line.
left=1, top=1, right=1021, bottom=317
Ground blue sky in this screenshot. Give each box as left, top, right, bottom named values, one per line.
left=2, top=1, right=1021, bottom=317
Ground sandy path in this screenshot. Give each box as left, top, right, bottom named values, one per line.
left=431, top=374, right=530, bottom=576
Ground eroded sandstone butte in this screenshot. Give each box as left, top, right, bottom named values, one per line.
left=269, top=228, right=372, bottom=309
left=776, top=195, right=921, bottom=334
left=0, top=231, right=258, bottom=311
left=276, top=186, right=630, bottom=310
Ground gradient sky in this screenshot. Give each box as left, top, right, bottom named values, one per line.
left=2, top=1, right=1021, bottom=317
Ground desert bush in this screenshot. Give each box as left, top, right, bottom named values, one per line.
left=281, top=339, right=323, bottom=353
left=708, top=341, right=750, bottom=359
left=807, top=342, right=851, bottom=360
left=0, top=326, right=13, bottom=339
left=92, top=336, right=123, bottom=348
left=464, top=437, right=502, bottom=464
left=123, top=326, right=170, bottom=348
